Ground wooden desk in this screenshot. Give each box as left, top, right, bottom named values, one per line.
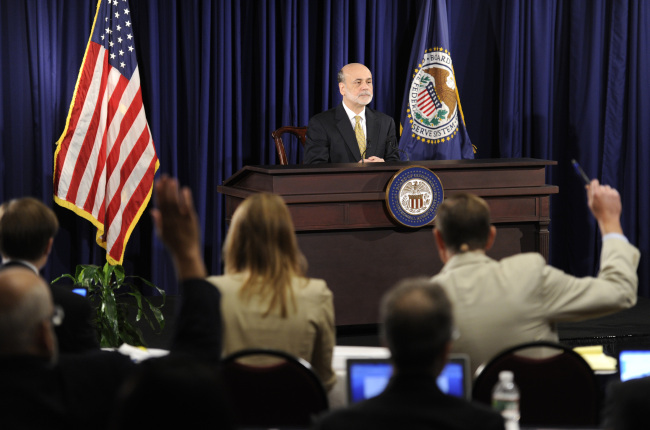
left=218, top=158, right=558, bottom=325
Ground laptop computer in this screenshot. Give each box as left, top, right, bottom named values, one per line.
left=346, top=353, right=471, bottom=404
left=619, top=350, right=650, bottom=381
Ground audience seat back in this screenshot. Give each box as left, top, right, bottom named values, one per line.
left=220, top=348, right=328, bottom=427
left=472, top=341, right=599, bottom=427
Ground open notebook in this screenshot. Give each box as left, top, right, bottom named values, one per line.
left=346, top=353, right=471, bottom=403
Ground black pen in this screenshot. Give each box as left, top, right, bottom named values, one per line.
left=571, top=159, right=591, bottom=185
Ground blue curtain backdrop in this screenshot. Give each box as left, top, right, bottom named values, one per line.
left=1, top=0, right=648, bottom=297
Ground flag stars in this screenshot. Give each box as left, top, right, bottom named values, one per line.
left=110, top=53, right=116, bottom=59
left=117, top=37, right=123, bottom=43
left=127, top=34, right=133, bottom=40
left=120, top=62, right=126, bottom=68
left=115, top=11, right=120, bottom=19
left=116, top=25, right=121, bottom=31
left=119, top=49, right=124, bottom=56
left=109, top=41, right=114, bottom=47
left=112, top=0, right=118, bottom=5
left=105, top=27, right=110, bottom=34
left=101, top=34, right=105, bottom=40
left=126, top=20, right=131, bottom=27
left=128, top=46, right=134, bottom=52
left=124, top=8, right=130, bottom=15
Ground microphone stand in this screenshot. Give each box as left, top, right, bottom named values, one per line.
left=387, top=139, right=410, bottom=161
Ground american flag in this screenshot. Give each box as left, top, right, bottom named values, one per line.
left=53, top=0, right=158, bottom=265
left=417, top=82, right=442, bottom=117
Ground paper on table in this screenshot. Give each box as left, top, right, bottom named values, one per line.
left=574, top=345, right=617, bottom=371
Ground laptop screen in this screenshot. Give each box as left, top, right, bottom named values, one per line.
left=619, top=350, right=650, bottom=381
left=346, top=354, right=470, bottom=404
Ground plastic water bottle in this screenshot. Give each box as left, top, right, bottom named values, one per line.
left=492, top=370, right=520, bottom=430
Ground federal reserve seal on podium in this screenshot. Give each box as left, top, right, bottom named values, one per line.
left=386, top=166, right=444, bottom=227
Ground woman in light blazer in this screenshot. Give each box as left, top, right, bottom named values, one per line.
left=208, top=193, right=336, bottom=390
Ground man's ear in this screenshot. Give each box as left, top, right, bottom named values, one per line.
left=433, top=228, right=450, bottom=264
left=434, top=340, right=454, bottom=376
left=485, top=226, right=497, bottom=251
left=339, top=82, right=346, bottom=96
left=442, top=340, right=453, bottom=362
left=36, top=320, right=57, bottom=359
left=45, top=237, right=54, bottom=257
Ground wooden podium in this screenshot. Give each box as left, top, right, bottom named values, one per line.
left=218, top=158, right=558, bottom=326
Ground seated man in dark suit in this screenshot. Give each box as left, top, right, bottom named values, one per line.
left=304, top=63, right=400, bottom=164
left=0, top=197, right=98, bottom=352
left=0, top=176, right=223, bottom=429
left=312, top=277, right=504, bottom=430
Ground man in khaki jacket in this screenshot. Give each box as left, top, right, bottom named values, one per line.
left=431, top=180, right=640, bottom=376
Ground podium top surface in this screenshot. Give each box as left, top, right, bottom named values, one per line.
left=219, top=158, right=558, bottom=201
left=225, top=158, right=556, bottom=180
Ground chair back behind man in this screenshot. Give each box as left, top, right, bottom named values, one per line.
left=472, top=341, right=599, bottom=427
left=220, top=348, right=328, bottom=427
left=272, top=126, right=307, bottom=165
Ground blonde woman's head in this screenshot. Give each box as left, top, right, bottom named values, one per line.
left=223, top=193, right=305, bottom=317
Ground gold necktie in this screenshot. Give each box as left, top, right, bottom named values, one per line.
left=354, top=115, right=366, bottom=158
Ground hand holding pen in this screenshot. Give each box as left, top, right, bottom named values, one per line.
left=572, top=159, right=623, bottom=235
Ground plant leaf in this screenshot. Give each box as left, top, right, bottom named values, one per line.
left=102, top=287, right=119, bottom=336
left=143, top=295, right=166, bottom=331
left=112, top=264, right=126, bottom=287
left=51, top=273, right=76, bottom=285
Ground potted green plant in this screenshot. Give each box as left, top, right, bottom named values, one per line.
left=53, top=263, right=165, bottom=348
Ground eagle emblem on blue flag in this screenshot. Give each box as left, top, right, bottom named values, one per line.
left=408, top=49, right=459, bottom=145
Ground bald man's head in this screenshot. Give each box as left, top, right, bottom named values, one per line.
left=0, top=268, right=57, bottom=359
left=380, top=277, right=453, bottom=374
left=338, top=63, right=373, bottom=113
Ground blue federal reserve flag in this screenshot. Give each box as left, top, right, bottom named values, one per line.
left=399, top=0, right=474, bottom=161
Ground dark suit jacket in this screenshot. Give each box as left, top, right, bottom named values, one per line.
left=313, top=373, right=504, bottom=430
left=0, top=260, right=100, bottom=353
left=304, top=103, right=400, bottom=163
left=602, top=376, right=650, bottom=430
left=0, top=278, right=222, bottom=430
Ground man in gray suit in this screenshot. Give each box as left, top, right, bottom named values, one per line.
left=431, top=180, right=640, bottom=375
left=304, top=63, right=400, bottom=164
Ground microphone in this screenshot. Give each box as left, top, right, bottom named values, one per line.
left=361, top=139, right=370, bottom=164
left=387, top=139, right=410, bottom=161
